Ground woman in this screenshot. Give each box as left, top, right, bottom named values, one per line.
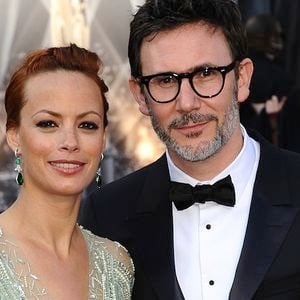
left=0, top=44, right=134, bottom=299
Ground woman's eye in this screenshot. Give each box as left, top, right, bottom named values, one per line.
left=36, top=120, right=57, bottom=128
left=79, top=122, right=99, bottom=130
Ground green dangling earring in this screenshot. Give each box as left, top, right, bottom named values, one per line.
left=14, top=148, right=24, bottom=185
left=95, top=154, right=104, bottom=189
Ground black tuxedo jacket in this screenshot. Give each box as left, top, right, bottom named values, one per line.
left=79, top=134, right=300, bottom=299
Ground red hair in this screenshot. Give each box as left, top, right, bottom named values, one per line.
left=5, top=43, right=109, bottom=130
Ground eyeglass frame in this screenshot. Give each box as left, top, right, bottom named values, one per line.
left=138, top=61, right=237, bottom=103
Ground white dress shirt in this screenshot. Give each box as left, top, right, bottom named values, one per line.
left=167, top=126, right=260, bottom=300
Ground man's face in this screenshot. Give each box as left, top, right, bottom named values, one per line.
left=148, top=90, right=240, bottom=161
left=130, top=23, right=252, bottom=164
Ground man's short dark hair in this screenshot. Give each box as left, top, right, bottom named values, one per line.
left=128, top=0, right=248, bottom=78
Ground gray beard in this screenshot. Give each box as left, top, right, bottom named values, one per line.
left=148, top=96, right=240, bottom=162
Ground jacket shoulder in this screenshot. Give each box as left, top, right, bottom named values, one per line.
left=97, top=154, right=167, bottom=197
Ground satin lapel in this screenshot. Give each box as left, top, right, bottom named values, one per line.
left=127, top=155, right=184, bottom=300
left=230, top=134, right=300, bottom=300
left=229, top=194, right=298, bottom=300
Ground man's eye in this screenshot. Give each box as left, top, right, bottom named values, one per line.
left=200, top=68, right=217, bottom=78
left=36, top=120, right=57, bottom=128
left=193, top=69, right=218, bottom=82
left=79, top=122, right=99, bottom=130
left=152, top=75, right=177, bottom=87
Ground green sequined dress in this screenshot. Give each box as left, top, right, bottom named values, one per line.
left=0, top=226, right=134, bottom=299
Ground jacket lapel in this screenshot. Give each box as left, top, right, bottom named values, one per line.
left=230, top=135, right=300, bottom=300
left=127, top=155, right=184, bottom=300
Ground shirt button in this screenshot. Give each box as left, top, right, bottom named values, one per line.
left=206, top=224, right=211, bottom=230
left=209, top=280, right=214, bottom=285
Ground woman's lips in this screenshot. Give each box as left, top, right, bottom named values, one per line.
left=49, top=160, right=85, bottom=174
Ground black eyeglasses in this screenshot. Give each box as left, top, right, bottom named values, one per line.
left=138, top=61, right=236, bottom=103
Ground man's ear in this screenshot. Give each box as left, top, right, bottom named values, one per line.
left=6, top=127, right=20, bottom=153
left=129, top=78, right=150, bottom=116
left=237, top=58, right=254, bottom=103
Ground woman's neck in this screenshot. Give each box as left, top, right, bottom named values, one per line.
left=0, top=188, right=82, bottom=258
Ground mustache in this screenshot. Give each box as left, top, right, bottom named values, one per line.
left=168, top=113, right=218, bottom=130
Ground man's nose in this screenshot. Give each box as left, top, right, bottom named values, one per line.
left=175, top=79, right=201, bottom=113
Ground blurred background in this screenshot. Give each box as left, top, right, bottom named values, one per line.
left=1, top=0, right=300, bottom=211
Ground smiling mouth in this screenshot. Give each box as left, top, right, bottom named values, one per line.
left=49, top=161, right=85, bottom=174
left=169, top=113, right=217, bottom=130
left=50, top=162, right=83, bottom=169
left=173, top=121, right=210, bottom=136
left=177, top=121, right=208, bottom=130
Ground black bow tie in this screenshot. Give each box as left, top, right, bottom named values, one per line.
left=169, top=175, right=235, bottom=210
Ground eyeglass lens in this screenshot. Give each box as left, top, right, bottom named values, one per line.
left=147, top=68, right=226, bottom=102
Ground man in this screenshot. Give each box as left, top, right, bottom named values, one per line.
left=79, top=0, right=300, bottom=299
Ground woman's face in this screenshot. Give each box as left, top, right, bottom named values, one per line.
left=7, top=70, right=105, bottom=197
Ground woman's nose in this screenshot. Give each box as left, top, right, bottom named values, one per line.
left=60, top=129, right=79, bottom=152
